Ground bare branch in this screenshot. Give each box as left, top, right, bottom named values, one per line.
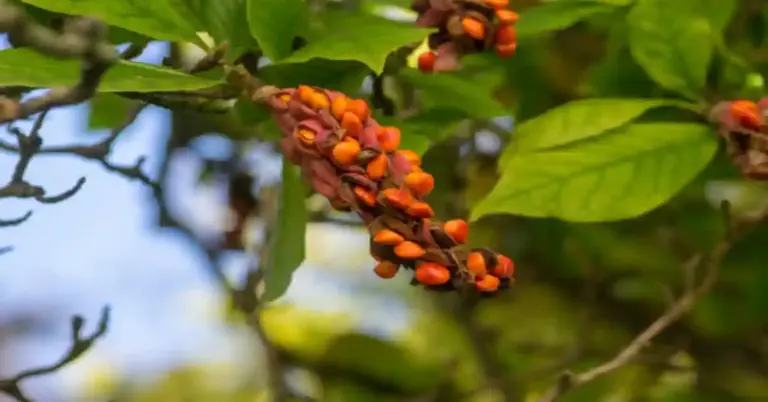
left=537, top=201, right=768, bottom=402
left=0, top=306, right=111, bottom=402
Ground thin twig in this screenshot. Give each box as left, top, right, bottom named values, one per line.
left=536, top=201, right=768, bottom=402
left=0, top=306, right=111, bottom=402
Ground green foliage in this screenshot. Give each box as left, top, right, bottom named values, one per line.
left=187, top=0, right=255, bottom=58
left=472, top=123, right=719, bottom=222
left=0, top=48, right=220, bottom=91
left=246, top=0, right=307, bottom=61
left=275, top=11, right=430, bottom=74
left=260, top=160, right=309, bottom=302
left=515, top=0, right=627, bottom=38
left=626, top=0, right=717, bottom=100
left=88, top=93, right=137, bottom=130
left=20, top=0, right=204, bottom=44
left=500, top=98, right=694, bottom=157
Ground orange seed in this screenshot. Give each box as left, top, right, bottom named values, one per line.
left=341, top=111, right=363, bottom=137
left=495, top=25, right=517, bottom=46
left=373, top=229, right=405, bottom=245
left=394, top=241, right=426, bottom=259
left=332, top=138, right=361, bottom=165
left=495, top=42, right=517, bottom=58
left=492, top=254, right=515, bottom=278
left=376, top=126, right=401, bottom=152
left=308, top=92, right=330, bottom=110
left=366, top=154, right=388, bottom=180
left=475, top=274, right=500, bottom=292
left=406, top=201, right=434, bottom=218
left=415, top=262, right=451, bottom=285
left=496, top=9, right=519, bottom=25
left=347, top=99, right=370, bottom=121
left=467, top=252, right=487, bottom=276
left=486, top=0, right=509, bottom=9
left=374, top=261, right=399, bottom=279
left=331, top=96, right=348, bottom=121
left=404, top=171, right=435, bottom=196
left=462, top=17, right=485, bottom=40
left=443, top=219, right=469, bottom=244
left=296, top=128, right=315, bottom=146
left=353, top=186, right=377, bottom=207
left=297, top=85, right=315, bottom=103
left=418, top=51, right=436, bottom=73
left=396, top=149, right=421, bottom=167
left=382, top=188, right=413, bottom=209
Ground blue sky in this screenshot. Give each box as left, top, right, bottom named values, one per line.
left=0, top=41, right=412, bottom=401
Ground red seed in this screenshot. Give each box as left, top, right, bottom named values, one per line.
left=492, top=254, right=515, bottom=278
left=415, top=262, right=451, bottom=285
left=418, top=51, right=436, bottom=73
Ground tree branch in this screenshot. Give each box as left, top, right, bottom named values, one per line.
left=0, top=306, right=111, bottom=402
left=537, top=201, right=768, bottom=402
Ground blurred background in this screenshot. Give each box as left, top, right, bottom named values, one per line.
left=2, top=0, right=768, bottom=401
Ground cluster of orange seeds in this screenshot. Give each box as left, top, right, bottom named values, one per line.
left=711, top=98, right=768, bottom=180
left=255, top=84, right=516, bottom=294
left=412, top=0, right=518, bottom=73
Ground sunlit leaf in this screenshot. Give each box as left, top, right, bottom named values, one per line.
left=472, top=123, right=718, bottom=222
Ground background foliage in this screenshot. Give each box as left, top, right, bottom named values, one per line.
left=1, top=0, right=768, bottom=401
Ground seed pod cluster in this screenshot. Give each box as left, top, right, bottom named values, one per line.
left=411, top=0, right=518, bottom=73
left=256, top=84, right=516, bottom=294
left=710, top=98, right=768, bottom=180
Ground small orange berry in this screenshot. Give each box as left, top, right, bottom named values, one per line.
left=462, top=17, right=485, bottom=40
left=475, top=274, right=500, bottom=292
left=374, top=261, right=399, bottom=279
left=486, top=0, right=509, bottom=9
left=382, top=188, right=413, bottom=209
left=331, top=96, right=348, bottom=121
left=496, top=9, right=519, bottom=25
left=730, top=100, right=762, bottom=130
left=467, top=252, right=487, bottom=276
left=353, top=186, right=377, bottom=207
left=278, top=93, right=291, bottom=103
left=376, top=126, right=401, bottom=152
left=341, top=111, right=363, bottom=137
left=308, top=92, right=330, bottom=110
left=406, top=201, right=434, bottom=218
left=296, top=128, right=315, bottom=146
left=366, top=154, right=388, bottom=180
left=492, top=254, right=515, bottom=278
left=347, top=99, right=370, bottom=121
left=404, top=171, right=435, bottom=196
left=394, top=241, right=426, bottom=259
left=495, top=42, right=517, bottom=58
left=495, top=25, right=517, bottom=46
left=297, top=85, right=315, bottom=103
left=418, top=51, right=436, bottom=73
left=373, top=229, right=405, bottom=245
left=396, top=149, right=421, bottom=167
left=443, top=219, right=469, bottom=244
left=415, top=262, right=451, bottom=285
left=332, top=138, right=361, bottom=165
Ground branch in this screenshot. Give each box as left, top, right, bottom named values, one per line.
left=537, top=201, right=768, bottom=402
left=0, top=306, right=111, bottom=402
left=0, top=1, right=118, bottom=123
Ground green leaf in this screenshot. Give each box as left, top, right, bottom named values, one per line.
left=398, top=68, right=508, bottom=119
left=20, top=0, right=203, bottom=43
left=500, top=98, right=693, bottom=162
left=275, top=11, right=430, bottom=74
left=0, top=48, right=221, bottom=92
left=259, top=59, right=369, bottom=94
left=701, top=0, right=738, bottom=34
left=471, top=123, right=718, bottom=223
left=261, top=160, right=308, bottom=302
left=247, top=0, right=307, bottom=61
left=516, top=1, right=623, bottom=38
left=186, top=0, right=256, bottom=58
left=88, top=93, right=137, bottom=130
left=627, top=0, right=714, bottom=100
